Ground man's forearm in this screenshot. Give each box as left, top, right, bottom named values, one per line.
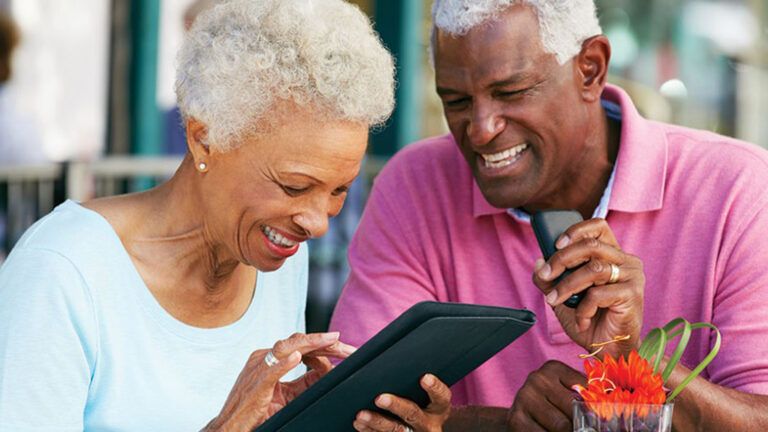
left=445, top=406, right=508, bottom=431
left=666, top=362, right=768, bottom=430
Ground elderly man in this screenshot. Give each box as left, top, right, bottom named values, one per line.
left=330, top=0, right=768, bottom=430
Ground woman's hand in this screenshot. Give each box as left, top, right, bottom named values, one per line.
left=203, top=332, right=355, bottom=432
left=532, top=218, right=644, bottom=358
left=353, top=374, right=451, bottom=432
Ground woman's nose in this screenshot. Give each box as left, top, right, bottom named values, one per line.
left=292, top=206, right=330, bottom=239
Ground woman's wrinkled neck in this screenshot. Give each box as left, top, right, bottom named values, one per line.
left=121, top=155, right=256, bottom=327
left=135, top=155, right=243, bottom=289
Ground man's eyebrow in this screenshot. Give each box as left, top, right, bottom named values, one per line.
left=436, top=86, right=461, bottom=96
left=436, top=72, right=534, bottom=96
left=489, top=72, right=534, bottom=88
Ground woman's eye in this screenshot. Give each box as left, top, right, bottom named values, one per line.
left=331, top=187, right=349, bottom=197
left=281, top=185, right=310, bottom=196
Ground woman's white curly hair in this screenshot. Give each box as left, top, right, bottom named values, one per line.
left=431, top=0, right=602, bottom=65
left=176, top=0, right=395, bottom=151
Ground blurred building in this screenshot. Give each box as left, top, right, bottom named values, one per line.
left=596, top=0, right=768, bottom=147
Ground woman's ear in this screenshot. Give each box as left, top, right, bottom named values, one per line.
left=575, top=35, right=611, bottom=103
left=186, top=118, right=211, bottom=172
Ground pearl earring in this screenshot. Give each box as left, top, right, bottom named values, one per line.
left=198, top=162, right=207, bottom=172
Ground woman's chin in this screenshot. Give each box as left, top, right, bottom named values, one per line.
left=244, top=253, right=286, bottom=272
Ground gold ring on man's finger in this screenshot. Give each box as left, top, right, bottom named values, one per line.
left=608, top=263, right=620, bottom=284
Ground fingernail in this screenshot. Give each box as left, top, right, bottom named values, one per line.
left=538, top=263, right=552, bottom=279
left=556, top=234, right=571, bottom=249
left=289, top=351, right=301, bottom=362
left=546, top=291, right=558, bottom=306
left=358, top=411, right=371, bottom=422
left=534, top=258, right=545, bottom=271
left=343, top=345, right=357, bottom=355
left=376, top=395, right=391, bottom=408
left=323, top=332, right=340, bottom=341
left=423, top=374, right=435, bottom=387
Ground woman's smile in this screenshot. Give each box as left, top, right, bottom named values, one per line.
left=259, top=224, right=301, bottom=258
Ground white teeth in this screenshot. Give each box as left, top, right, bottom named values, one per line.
left=481, top=143, right=528, bottom=168
left=261, top=226, right=298, bottom=248
left=486, top=159, right=514, bottom=168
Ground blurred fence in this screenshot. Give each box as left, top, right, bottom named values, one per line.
left=0, top=163, right=64, bottom=255
left=0, top=156, right=182, bottom=259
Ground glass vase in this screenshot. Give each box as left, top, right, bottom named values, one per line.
left=573, top=400, right=674, bottom=432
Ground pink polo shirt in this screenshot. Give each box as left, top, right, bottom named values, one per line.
left=329, top=85, right=768, bottom=407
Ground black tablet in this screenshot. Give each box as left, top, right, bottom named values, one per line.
left=255, top=301, right=535, bottom=431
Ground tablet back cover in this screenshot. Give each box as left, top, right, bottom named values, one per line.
left=256, top=302, right=535, bottom=431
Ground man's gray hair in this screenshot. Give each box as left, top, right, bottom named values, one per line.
left=176, top=0, right=395, bottom=151
left=431, top=0, right=602, bottom=64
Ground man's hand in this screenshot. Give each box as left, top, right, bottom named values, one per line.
left=533, top=218, right=644, bottom=358
left=508, top=361, right=585, bottom=432
left=353, top=374, right=451, bottom=432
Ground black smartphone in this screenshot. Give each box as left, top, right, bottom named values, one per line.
left=531, top=210, right=585, bottom=308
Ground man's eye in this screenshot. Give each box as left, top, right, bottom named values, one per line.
left=498, top=88, right=530, bottom=99
left=443, top=97, right=470, bottom=108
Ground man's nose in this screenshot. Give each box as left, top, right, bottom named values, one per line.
left=467, top=105, right=506, bottom=147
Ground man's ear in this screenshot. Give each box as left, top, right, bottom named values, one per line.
left=575, top=35, right=611, bottom=103
left=186, top=118, right=211, bottom=166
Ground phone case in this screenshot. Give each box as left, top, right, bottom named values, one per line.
left=531, top=210, right=585, bottom=308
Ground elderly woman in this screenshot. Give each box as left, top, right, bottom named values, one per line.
left=0, top=1, right=450, bottom=431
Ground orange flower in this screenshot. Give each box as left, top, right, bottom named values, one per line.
left=572, top=351, right=666, bottom=419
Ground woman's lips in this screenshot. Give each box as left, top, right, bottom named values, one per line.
left=259, top=225, right=301, bottom=258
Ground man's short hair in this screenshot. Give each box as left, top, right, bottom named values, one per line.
left=431, top=0, right=602, bottom=64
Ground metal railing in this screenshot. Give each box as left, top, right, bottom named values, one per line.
left=0, top=163, right=64, bottom=255
left=0, top=156, right=183, bottom=257
left=67, top=156, right=183, bottom=200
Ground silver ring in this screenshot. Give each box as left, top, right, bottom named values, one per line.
left=608, top=263, right=620, bottom=284
left=403, top=426, right=413, bottom=432
left=264, top=351, right=279, bottom=367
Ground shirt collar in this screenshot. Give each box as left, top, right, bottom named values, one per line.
left=506, top=163, right=618, bottom=223
left=472, top=84, right=668, bottom=218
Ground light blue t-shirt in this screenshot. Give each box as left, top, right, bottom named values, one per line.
left=0, top=200, right=308, bottom=431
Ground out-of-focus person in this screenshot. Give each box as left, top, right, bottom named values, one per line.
left=0, top=11, right=44, bottom=166
left=164, top=0, right=222, bottom=155
left=0, top=1, right=451, bottom=431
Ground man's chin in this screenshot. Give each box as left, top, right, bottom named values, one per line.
left=472, top=170, right=535, bottom=210
left=479, top=188, right=527, bottom=210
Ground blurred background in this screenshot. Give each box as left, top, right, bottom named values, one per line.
left=0, top=0, right=766, bottom=331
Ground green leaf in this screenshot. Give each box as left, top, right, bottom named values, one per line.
left=661, top=318, right=692, bottom=383
left=668, top=323, right=721, bottom=401
left=637, top=318, right=721, bottom=401
left=639, top=327, right=662, bottom=360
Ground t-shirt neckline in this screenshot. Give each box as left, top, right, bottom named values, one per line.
left=58, top=199, right=264, bottom=345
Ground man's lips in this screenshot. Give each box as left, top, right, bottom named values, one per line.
left=477, top=143, right=529, bottom=168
